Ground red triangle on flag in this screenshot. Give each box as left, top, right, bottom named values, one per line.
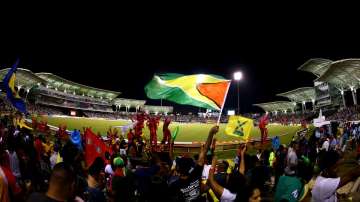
left=197, top=81, right=230, bottom=109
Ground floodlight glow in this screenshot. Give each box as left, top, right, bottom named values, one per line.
left=196, top=74, right=205, bottom=84
left=233, top=71, right=243, bottom=81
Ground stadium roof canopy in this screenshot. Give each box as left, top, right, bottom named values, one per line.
left=315, top=59, right=360, bottom=90
left=298, top=58, right=333, bottom=77
left=36, top=73, right=121, bottom=100
left=144, top=105, right=174, bottom=114
left=0, top=68, right=47, bottom=90
left=112, top=98, right=146, bottom=108
left=253, top=101, right=296, bottom=112
left=277, top=87, right=315, bottom=103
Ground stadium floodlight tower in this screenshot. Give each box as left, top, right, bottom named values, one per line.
left=233, top=71, right=243, bottom=115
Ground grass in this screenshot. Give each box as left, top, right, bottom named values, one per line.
left=46, top=116, right=301, bottom=145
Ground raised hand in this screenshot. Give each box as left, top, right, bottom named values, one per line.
left=210, top=125, right=219, bottom=135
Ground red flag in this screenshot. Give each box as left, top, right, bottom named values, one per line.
left=85, top=128, right=109, bottom=166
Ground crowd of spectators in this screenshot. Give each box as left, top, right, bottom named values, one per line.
left=2, top=91, right=360, bottom=201
left=265, top=112, right=315, bottom=125
left=0, top=110, right=360, bottom=201
left=327, top=106, right=360, bottom=121
left=28, top=104, right=65, bottom=116
left=36, top=86, right=110, bottom=105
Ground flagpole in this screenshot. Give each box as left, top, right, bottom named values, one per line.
left=217, top=81, right=231, bottom=125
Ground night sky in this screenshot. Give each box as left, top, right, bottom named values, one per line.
left=1, top=10, right=360, bottom=113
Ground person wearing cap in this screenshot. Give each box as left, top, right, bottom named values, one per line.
left=110, top=157, right=131, bottom=202
left=274, top=163, right=305, bottom=202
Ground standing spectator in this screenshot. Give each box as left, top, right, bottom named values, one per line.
left=286, top=143, right=298, bottom=170
left=86, top=157, right=106, bottom=202
left=169, top=126, right=219, bottom=201
left=208, top=144, right=261, bottom=202
left=110, top=157, right=131, bottom=202
left=7, top=145, right=21, bottom=180
left=312, top=150, right=360, bottom=202
left=27, top=162, right=77, bottom=202
left=274, top=144, right=287, bottom=186
left=49, top=146, right=59, bottom=169
left=329, top=135, right=337, bottom=151
left=274, top=165, right=304, bottom=201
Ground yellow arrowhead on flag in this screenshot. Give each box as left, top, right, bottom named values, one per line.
left=225, top=115, right=253, bottom=141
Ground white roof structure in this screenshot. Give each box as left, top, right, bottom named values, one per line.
left=253, top=101, right=296, bottom=112
left=36, top=73, right=121, bottom=100
left=277, top=87, right=315, bottom=103
left=144, top=105, right=173, bottom=114
left=112, top=98, right=146, bottom=108
left=298, top=58, right=333, bottom=77
left=315, top=59, right=360, bottom=90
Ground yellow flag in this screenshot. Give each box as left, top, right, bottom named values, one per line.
left=15, top=118, right=33, bottom=130
left=225, top=116, right=253, bottom=141
left=56, top=152, right=63, bottom=163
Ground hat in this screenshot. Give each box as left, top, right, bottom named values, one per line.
left=113, top=157, right=124, bottom=167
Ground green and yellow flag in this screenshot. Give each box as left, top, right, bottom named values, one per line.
left=144, top=73, right=231, bottom=110
left=225, top=116, right=253, bottom=141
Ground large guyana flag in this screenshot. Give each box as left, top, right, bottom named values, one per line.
left=145, top=73, right=231, bottom=110
left=225, top=116, right=254, bottom=141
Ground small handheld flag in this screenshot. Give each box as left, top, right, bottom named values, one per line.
left=15, top=117, right=33, bottom=130
left=225, top=116, right=254, bottom=141
left=171, top=126, right=180, bottom=141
